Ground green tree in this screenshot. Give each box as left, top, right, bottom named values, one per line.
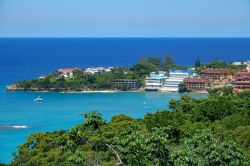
left=59, top=124, right=87, bottom=152
left=209, top=86, right=234, bottom=98
left=132, top=61, right=156, bottom=77
left=144, top=56, right=163, bottom=66
left=178, top=82, right=187, bottom=92
left=81, top=111, right=106, bottom=136
left=172, top=130, right=247, bottom=166
left=115, top=131, right=148, bottom=166
left=165, top=55, right=174, bottom=66
left=114, top=128, right=171, bottom=166
left=195, top=56, right=201, bottom=67
left=67, top=150, right=86, bottom=165
left=146, top=128, right=171, bottom=165
left=50, top=71, right=63, bottom=78
left=168, top=95, right=193, bottom=113
left=72, top=69, right=85, bottom=79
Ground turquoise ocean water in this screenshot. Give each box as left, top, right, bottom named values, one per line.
left=0, top=87, right=207, bottom=162
left=0, top=86, right=207, bottom=163
left=1, top=38, right=249, bottom=163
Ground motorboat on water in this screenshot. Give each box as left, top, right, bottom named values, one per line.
left=34, top=96, right=43, bottom=102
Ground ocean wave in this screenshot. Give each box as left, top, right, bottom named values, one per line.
left=0, top=125, right=28, bottom=130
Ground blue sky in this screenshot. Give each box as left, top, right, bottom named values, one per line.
left=0, top=0, right=250, bottom=37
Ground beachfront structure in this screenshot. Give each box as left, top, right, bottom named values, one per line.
left=161, top=70, right=191, bottom=92
left=38, top=75, right=46, bottom=79
left=233, top=72, right=250, bottom=91
left=233, top=63, right=250, bottom=91
left=232, top=61, right=249, bottom=66
left=200, top=69, right=233, bottom=82
left=58, top=68, right=78, bottom=78
left=169, top=70, right=191, bottom=78
left=145, top=71, right=167, bottom=91
left=112, top=79, right=139, bottom=88
left=184, top=78, right=209, bottom=91
left=85, top=67, right=113, bottom=74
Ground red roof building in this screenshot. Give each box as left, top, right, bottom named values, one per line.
left=200, top=69, right=233, bottom=82
left=233, top=71, right=250, bottom=91
left=58, top=68, right=79, bottom=78
left=200, top=69, right=232, bottom=74
left=184, top=78, right=209, bottom=91
left=59, top=68, right=78, bottom=73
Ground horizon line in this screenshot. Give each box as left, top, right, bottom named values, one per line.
left=1, top=36, right=250, bottom=39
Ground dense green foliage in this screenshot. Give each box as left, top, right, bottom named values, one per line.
left=9, top=89, right=250, bottom=166
left=15, top=67, right=141, bottom=91
left=194, top=56, right=201, bottom=67
left=208, top=86, right=234, bottom=97
left=171, top=130, right=246, bottom=166
left=178, top=82, right=187, bottom=92
left=13, top=56, right=188, bottom=91
left=205, top=60, right=246, bottom=70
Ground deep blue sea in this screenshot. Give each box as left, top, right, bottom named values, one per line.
left=0, top=38, right=249, bottom=163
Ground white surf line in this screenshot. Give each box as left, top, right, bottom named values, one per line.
left=0, top=125, right=28, bottom=130
left=10, top=125, right=28, bottom=129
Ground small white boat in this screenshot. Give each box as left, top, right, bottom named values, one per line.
left=34, top=96, right=43, bottom=102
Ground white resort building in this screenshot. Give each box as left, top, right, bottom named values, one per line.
left=85, top=67, right=113, bottom=74
left=161, top=70, right=191, bottom=92
left=58, top=68, right=79, bottom=78
left=145, top=71, right=167, bottom=91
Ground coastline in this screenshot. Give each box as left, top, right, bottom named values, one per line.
left=6, top=84, right=144, bottom=93
left=6, top=59, right=248, bottom=96
left=60, top=90, right=142, bottom=93
left=6, top=85, right=208, bottom=94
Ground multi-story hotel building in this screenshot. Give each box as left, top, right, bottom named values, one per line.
left=233, top=63, right=250, bottom=91
left=145, top=71, right=167, bottom=91
left=184, top=78, right=209, bottom=91
left=200, top=69, right=233, bottom=82
left=112, top=79, right=139, bottom=88
left=161, top=70, right=190, bottom=92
